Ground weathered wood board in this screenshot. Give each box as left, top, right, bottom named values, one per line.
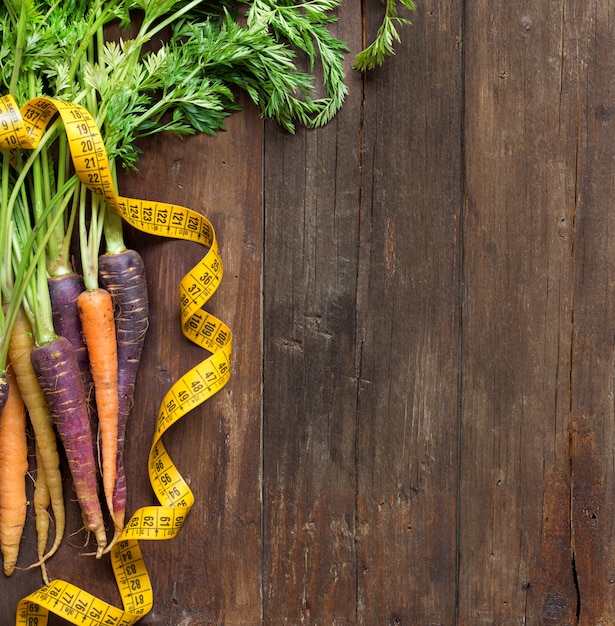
left=4, top=0, right=615, bottom=624
left=460, top=1, right=578, bottom=623
left=263, top=1, right=462, bottom=624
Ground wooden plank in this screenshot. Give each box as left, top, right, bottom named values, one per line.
left=354, top=2, right=463, bottom=623
left=1, top=99, right=262, bottom=624
left=460, top=1, right=578, bottom=623
left=261, top=3, right=363, bottom=623
left=570, top=2, right=615, bottom=623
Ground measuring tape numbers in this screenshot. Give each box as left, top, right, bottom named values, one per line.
left=0, top=94, right=232, bottom=625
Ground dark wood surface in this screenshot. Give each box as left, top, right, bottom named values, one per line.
left=570, top=3, right=615, bottom=624
left=460, top=2, right=578, bottom=623
left=4, top=0, right=615, bottom=623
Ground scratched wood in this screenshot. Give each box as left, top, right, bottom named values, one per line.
left=262, top=0, right=463, bottom=624
left=353, top=2, right=463, bottom=623
left=569, top=2, right=615, bottom=624
left=261, top=9, right=364, bottom=625
left=459, top=1, right=578, bottom=623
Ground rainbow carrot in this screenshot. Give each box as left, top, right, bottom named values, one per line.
left=31, top=335, right=107, bottom=557
left=98, top=247, right=149, bottom=537
left=8, top=309, right=65, bottom=562
left=0, top=362, right=28, bottom=576
left=33, top=443, right=51, bottom=583
left=77, top=287, right=120, bottom=544
left=48, top=272, right=95, bottom=413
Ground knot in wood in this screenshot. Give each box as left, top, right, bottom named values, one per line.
left=542, top=592, right=569, bottom=620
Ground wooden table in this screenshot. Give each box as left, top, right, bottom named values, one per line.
left=3, top=0, right=615, bottom=623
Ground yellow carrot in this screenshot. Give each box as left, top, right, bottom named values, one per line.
left=33, top=443, right=51, bottom=583
left=8, top=308, right=65, bottom=559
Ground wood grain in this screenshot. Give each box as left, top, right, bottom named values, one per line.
left=262, top=2, right=363, bottom=621
left=354, top=2, right=463, bottom=624
left=460, top=1, right=578, bottom=623
left=570, top=2, right=615, bottom=623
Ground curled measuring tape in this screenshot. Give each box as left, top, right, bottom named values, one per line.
left=0, top=94, right=232, bottom=625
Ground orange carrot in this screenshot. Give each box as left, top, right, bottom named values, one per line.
left=8, top=308, right=65, bottom=561
left=0, top=362, right=28, bottom=576
left=77, top=288, right=120, bottom=543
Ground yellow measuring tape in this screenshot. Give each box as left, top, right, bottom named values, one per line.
left=0, top=94, right=232, bottom=625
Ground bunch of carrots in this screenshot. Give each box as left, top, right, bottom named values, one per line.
left=0, top=0, right=412, bottom=586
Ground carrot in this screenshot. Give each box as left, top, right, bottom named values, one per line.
left=0, top=361, right=28, bottom=576
left=8, top=308, right=65, bottom=562
left=33, top=443, right=51, bottom=583
left=0, top=376, right=8, bottom=417
left=48, top=272, right=95, bottom=413
left=77, top=287, right=120, bottom=544
left=30, top=335, right=107, bottom=557
left=98, top=248, right=149, bottom=536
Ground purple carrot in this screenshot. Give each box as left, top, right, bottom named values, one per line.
left=48, top=273, right=96, bottom=428
left=30, top=336, right=107, bottom=557
left=0, top=376, right=8, bottom=417
left=98, top=248, right=149, bottom=534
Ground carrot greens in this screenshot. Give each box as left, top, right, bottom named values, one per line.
left=0, top=0, right=412, bottom=577
left=353, top=0, right=415, bottom=71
